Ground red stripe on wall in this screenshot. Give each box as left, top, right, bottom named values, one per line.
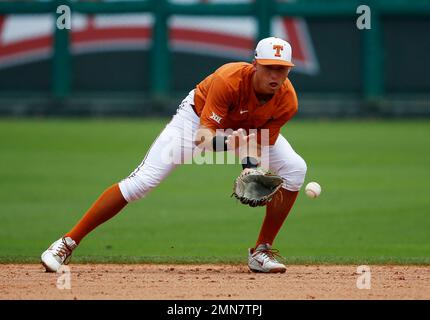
left=0, top=36, right=52, bottom=58
left=0, top=25, right=309, bottom=65
left=0, top=15, right=5, bottom=41
left=283, top=18, right=305, bottom=61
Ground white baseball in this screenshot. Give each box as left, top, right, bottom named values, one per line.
left=305, top=182, right=321, bottom=198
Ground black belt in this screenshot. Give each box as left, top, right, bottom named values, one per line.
left=191, top=104, right=198, bottom=116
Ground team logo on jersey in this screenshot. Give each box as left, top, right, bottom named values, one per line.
left=210, top=112, right=222, bottom=124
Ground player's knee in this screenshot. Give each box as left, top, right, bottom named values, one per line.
left=279, top=156, right=307, bottom=191
left=118, top=171, right=162, bottom=202
left=118, top=178, right=142, bottom=202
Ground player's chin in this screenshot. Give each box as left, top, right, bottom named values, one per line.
left=266, top=84, right=279, bottom=93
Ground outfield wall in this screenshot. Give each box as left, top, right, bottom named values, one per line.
left=0, top=0, right=429, bottom=116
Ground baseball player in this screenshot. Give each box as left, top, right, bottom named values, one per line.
left=41, top=37, right=307, bottom=274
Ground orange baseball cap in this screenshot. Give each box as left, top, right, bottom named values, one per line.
left=254, top=37, right=295, bottom=67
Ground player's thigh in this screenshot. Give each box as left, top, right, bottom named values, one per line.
left=119, top=92, right=200, bottom=202
left=266, top=134, right=307, bottom=191
left=118, top=125, right=182, bottom=202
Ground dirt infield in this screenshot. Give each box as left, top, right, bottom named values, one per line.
left=0, top=264, right=429, bottom=300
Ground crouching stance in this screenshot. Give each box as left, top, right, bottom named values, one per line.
left=41, top=37, right=307, bottom=274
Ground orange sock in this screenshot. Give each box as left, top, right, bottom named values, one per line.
left=65, top=184, right=128, bottom=244
left=255, top=188, right=299, bottom=247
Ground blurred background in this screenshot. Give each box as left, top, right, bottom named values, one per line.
left=0, top=0, right=429, bottom=116
left=0, top=0, right=429, bottom=264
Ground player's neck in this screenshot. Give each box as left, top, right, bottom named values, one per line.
left=255, top=92, right=274, bottom=105
left=252, top=74, right=274, bottom=105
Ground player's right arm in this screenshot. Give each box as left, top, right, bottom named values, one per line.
left=193, top=73, right=259, bottom=165
left=194, top=73, right=230, bottom=151
left=194, top=125, right=217, bottom=150
left=194, top=126, right=260, bottom=157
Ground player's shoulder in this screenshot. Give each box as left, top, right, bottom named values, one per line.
left=282, top=77, right=295, bottom=92
left=281, top=78, right=297, bottom=100
left=209, top=62, right=253, bottom=92
left=277, top=78, right=298, bottom=111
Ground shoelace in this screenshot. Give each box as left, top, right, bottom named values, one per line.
left=54, top=241, right=71, bottom=260
left=256, top=248, right=284, bottom=263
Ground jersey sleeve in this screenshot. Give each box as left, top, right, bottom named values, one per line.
left=199, top=74, right=232, bottom=131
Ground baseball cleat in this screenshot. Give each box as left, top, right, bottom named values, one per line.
left=248, top=243, right=287, bottom=273
left=41, top=237, right=78, bottom=272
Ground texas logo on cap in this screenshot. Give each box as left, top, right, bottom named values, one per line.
left=254, top=37, right=295, bottom=67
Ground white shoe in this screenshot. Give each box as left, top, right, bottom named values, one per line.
left=248, top=243, right=287, bottom=273
left=41, top=237, right=78, bottom=272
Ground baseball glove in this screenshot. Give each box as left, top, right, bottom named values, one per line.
left=232, top=168, right=284, bottom=207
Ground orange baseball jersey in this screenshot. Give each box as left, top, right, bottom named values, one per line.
left=193, top=62, right=298, bottom=145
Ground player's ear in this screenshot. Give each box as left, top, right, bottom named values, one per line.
left=283, top=66, right=291, bottom=77
left=252, top=60, right=257, bottom=70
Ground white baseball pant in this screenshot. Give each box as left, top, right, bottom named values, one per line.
left=118, top=90, right=307, bottom=202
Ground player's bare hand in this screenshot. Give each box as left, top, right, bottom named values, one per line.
left=225, top=128, right=257, bottom=158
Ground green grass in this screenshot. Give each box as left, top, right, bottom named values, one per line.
left=0, top=118, right=429, bottom=265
